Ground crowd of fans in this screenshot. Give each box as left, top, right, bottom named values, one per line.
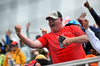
left=0, top=0, right=100, bottom=66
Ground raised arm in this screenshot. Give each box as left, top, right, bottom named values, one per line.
left=84, top=0, right=100, bottom=27
left=77, top=12, right=86, bottom=27
left=82, top=18, right=100, bottom=54
left=14, top=24, right=42, bottom=48
left=5, top=29, right=12, bottom=44
left=26, top=22, right=30, bottom=38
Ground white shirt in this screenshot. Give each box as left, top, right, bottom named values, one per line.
left=21, top=45, right=31, bottom=62
left=85, top=28, right=100, bottom=54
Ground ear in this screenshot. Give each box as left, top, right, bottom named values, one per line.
left=60, top=18, right=63, bottom=21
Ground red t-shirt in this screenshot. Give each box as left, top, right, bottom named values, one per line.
left=37, top=25, right=86, bottom=64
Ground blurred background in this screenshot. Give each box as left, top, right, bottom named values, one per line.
left=0, top=0, right=100, bottom=44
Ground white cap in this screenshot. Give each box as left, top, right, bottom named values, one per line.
left=46, top=10, right=62, bottom=20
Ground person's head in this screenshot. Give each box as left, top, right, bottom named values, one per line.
left=36, top=59, right=52, bottom=66
left=46, top=10, right=63, bottom=32
left=36, top=35, right=41, bottom=39
left=0, top=42, right=2, bottom=52
left=34, top=54, right=47, bottom=60
left=65, top=20, right=82, bottom=29
left=4, top=44, right=9, bottom=52
left=0, top=42, right=2, bottom=47
left=10, top=41, right=18, bottom=51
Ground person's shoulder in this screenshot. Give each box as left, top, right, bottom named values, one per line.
left=18, top=48, right=23, bottom=54
left=19, top=50, right=25, bottom=55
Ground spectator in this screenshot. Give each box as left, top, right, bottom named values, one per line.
left=26, top=22, right=49, bottom=60
left=65, top=20, right=82, bottom=29
left=5, top=29, right=13, bottom=44
left=3, top=41, right=26, bottom=66
left=34, top=54, right=47, bottom=60
left=36, top=59, right=52, bottom=66
left=1, top=29, right=12, bottom=54
left=65, top=19, right=100, bottom=55
left=3, top=44, right=10, bottom=55
left=35, top=35, right=48, bottom=58
left=0, top=42, right=5, bottom=66
left=65, top=20, right=89, bottom=54
left=28, top=60, right=41, bottom=66
left=20, top=40, right=31, bottom=63
left=34, top=54, right=52, bottom=65
left=28, top=59, right=52, bottom=66
left=31, top=35, right=49, bottom=60
left=84, top=0, right=100, bottom=28
left=82, top=18, right=100, bottom=54
left=0, top=42, right=3, bottom=54
left=85, top=42, right=99, bottom=66
left=14, top=10, right=88, bottom=64
left=0, top=54, right=5, bottom=66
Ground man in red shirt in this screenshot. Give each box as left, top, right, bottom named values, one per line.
left=14, top=10, right=88, bottom=64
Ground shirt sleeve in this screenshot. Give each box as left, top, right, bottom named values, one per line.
left=85, top=28, right=100, bottom=54
left=37, top=34, right=48, bottom=47
left=89, top=8, right=100, bottom=27
left=5, top=35, right=10, bottom=44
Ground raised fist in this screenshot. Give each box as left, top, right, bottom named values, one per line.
left=14, top=24, right=22, bottom=34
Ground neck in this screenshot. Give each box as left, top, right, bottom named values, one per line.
left=53, top=25, right=63, bottom=33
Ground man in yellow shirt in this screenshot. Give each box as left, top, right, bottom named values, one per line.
left=3, top=41, right=26, bottom=66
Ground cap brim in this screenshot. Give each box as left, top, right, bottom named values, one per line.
left=10, top=45, right=16, bottom=46
left=46, top=16, right=58, bottom=20
left=10, top=44, right=17, bottom=46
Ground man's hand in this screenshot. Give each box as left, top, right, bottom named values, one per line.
left=82, top=19, right=89, bottom=30
left=61, top=36, right=73, bottom=48
left=84, top=0, right=92, bottom=10
left=77, top=12, right=86, bottom=27
left=6, top=29, right=11, bottom=37
left=40, top=28, right=47, bottom=35
left=14, top=24, right=22, bottom=34
left=6, top=53, right=12, bottom=59
left=93, top=24, right=96, bottom=27
left=79, top=12, right=86, bottom=19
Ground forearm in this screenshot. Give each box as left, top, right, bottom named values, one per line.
left=85, top=28, right=100, bottom=54
left=89, top=8, right=100, bottom=26
left=5, top=35, right=10, bottom=44
left=71, top=35, right=89, bottom=43
left=17, top=33, right=42, bottom=48
left=26, top=29, right=30, bottom=38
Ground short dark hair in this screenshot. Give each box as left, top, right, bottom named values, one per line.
left=0, top=42, right=2, bottom=47
left=36, top=59, right=52, bottom=66
left=36, top=35, right=41, bottom=39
